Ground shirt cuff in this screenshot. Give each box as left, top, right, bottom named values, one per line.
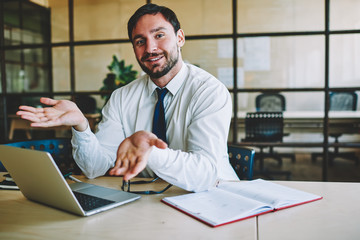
left=147, top=146, right=168, bottom=170
left=71, top=124, right=93, bottom=139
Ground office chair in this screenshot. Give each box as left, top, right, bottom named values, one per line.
left=1, top=138, right=81, bottom=174
left=329, top=92, right=357, bottom=111
left=256, top=92, right=286, bottom=112
left=74, top=95, right=97, bottom=114
left=312, top=92, right=359, bottom=165
left=255, top=93, right=296, bottom=164
left=228, top=145, right=255, bottom=180
left=242, top=112, right=292, bottom=180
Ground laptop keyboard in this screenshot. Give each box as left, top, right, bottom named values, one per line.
left=73, top=191, right=115, bottom=211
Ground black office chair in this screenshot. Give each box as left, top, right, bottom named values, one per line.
left=1, top=138, right=81, bottom=174
left=228, top=145, right=255, bottom=180
left=255, top=93, right=296, bottom=164
left=242, top=112, right=292, bottom=180
left=256, top=93, right=286, bottom=112
left=312, top=92, right=359, bottom=165
left=329, top=92, right=357, bottom=111
left=74, top=95, right=97, bottom=114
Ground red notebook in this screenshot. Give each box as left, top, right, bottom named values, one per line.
left=162, top=179, right=322, bottom=227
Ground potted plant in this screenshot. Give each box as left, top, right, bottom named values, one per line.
left=100, top=55, right=138, bottom=104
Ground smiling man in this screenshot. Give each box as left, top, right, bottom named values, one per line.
left=131, top=13, right=184, bottom=86
left=16, top=3, right=238, bottom=192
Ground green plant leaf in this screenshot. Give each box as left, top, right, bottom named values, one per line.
left=100, top=55, right=138, bottom=103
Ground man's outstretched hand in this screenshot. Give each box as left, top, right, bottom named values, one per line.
left=17, top=97, right=88, bottom=132
left=108, top=131, right=168, bottom=181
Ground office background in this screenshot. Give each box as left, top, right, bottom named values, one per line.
left=1, top=0, right=360, bottom=180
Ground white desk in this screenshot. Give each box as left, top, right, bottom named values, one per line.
left=258, top=181, right=360, bottom=240
left=0, top=174, right=256, bottom=240
left=235, top=111, right=360, bottom=134
left=237, top=110, right=360, bottom=119
left=1, top=173, right=359, bottom=239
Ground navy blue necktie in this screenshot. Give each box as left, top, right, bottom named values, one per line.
left=152, top=88, right=168, bottom=143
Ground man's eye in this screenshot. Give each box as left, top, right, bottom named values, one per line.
left=156, top=33, right=164, bottom=39
left=135, top=39, right=145, bottom=46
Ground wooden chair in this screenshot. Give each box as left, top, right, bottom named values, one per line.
left=1, top=138, right=80, bottom=174
left=228, top=145, right=255, bottom=180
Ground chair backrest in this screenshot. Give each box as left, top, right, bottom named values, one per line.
left=329, top=92, right=357, bottom=111
left=1, top=138, right=80, bottom=174
left=244, top=112, right=284, bottom=142
left=74, top=95, right=97, bottom=113
left=228, top=145, right=255, bottom=180
left=256, top=93, right=286, bottom=112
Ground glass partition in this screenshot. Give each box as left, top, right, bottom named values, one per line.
left=330, top=0, right=360, bottom=30
left=48, top=0, right=69, bottom=43
left=74, top=43, right=140, bottom=91
left=329, top=34, right=360, bottom=88
left=240, top=36, right=324, bottom=89
left=237, top=0, right=324, bottom=33
left=237, top=92, right=325, bottom=113
left=22, top=1, right=50, bottom=44
left=153, top=0, right=232, bottom=35
left=52, top=46, right=71, bottom=92
left=182, top=38, right=233, bottom=85
left=73, top=0, right=145, bottom=41
left=5, top=49, right=22, bottom=93
left=3, top=0, right=21, bottom=46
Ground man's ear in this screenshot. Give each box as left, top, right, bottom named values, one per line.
left=176, top=29, right=185, bottom=48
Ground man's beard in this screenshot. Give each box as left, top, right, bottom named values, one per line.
left=138, top=48, right=179, bottom=79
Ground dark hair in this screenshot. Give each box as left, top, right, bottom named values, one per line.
left=127, top=3, right=181, bottom=42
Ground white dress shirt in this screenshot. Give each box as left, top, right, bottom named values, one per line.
left=71, top=62, right=238, bottom=192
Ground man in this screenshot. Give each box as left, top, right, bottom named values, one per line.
left=17, top=3, right=238, bottom=192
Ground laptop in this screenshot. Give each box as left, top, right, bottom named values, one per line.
left=0, top=145, right=140, bottom=216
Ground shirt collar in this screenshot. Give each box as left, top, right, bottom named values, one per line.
left=147, top=61, right=187, bottom=97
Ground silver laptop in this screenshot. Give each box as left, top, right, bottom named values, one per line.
left=0, top=145, right=140, bottom=216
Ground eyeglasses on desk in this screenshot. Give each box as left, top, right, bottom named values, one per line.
left=121, top=177, right=172, bottom=195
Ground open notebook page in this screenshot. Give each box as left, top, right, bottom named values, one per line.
left=163, top=187, right=272, bottom=226
left=218, top=179, right=321, bottom=209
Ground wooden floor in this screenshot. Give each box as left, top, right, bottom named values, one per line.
left=253, top=152, right=360, bottom=182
